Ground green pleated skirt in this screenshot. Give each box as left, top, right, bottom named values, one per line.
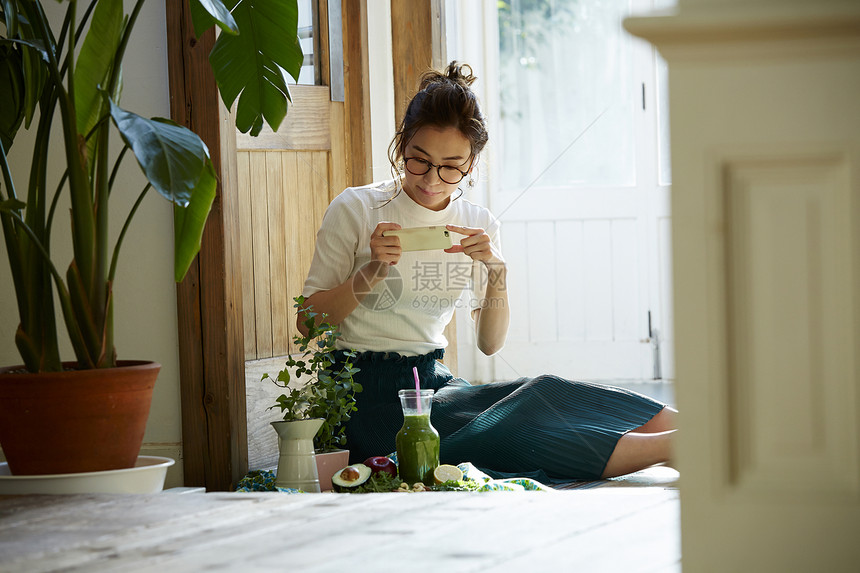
left=340, top=349, right=666, bottom=482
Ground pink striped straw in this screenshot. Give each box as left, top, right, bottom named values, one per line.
left=413, top=366, right=422, bottom=414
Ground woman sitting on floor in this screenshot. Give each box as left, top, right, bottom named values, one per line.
left=298, top=61, right=677, bottom=482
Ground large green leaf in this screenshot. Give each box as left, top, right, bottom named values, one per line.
left=173, top=158, right=216, bottom=282
left=108, top=99, right=210, bottom=207
left=0, top=44, right=24, bottom=151
left=2, top=0, right=19, bottom=39
left=235, top=52, right=289, bottom=136
left=75, top=0, right=123, bottom=140
left=190, top=0, right=239, bottom=38
left=208, top=0, right=302, bottom=135
left=2, top=36, right=50, bottom=61
left=9, top=14, right=52, bottom=129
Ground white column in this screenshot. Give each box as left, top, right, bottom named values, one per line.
left=626, top=1, right=860, bottom=570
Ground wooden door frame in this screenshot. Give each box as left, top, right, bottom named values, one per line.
left=166, top=0, right=371, bottom=491
left=390, top=0, right=446, bottom=122
left=166, top=2, right=245, bottom=492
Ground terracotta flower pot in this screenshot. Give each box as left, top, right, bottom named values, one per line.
left=0, top=361, right=159, bottom=475
left=315, top=449, right=350, bottom=492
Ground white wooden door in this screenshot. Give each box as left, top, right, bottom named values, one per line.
left=495, top=188, right=670, bottom=382
left=482, top=0, right=673, bottom=382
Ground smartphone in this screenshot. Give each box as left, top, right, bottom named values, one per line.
left=383, top=226, right=453, bottom=252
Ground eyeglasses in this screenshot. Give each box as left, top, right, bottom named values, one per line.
left=404, top=157, right=470, bottom=185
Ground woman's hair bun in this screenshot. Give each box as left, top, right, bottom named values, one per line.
left=418, top=61, right=476, bottom=91
left=445, top=61, right=476, bottom=86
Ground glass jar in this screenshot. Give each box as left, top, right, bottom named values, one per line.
left=395, top=389, right=440, bottom=485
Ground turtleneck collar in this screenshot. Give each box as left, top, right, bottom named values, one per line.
left=392, top=178, right=457, bottom=224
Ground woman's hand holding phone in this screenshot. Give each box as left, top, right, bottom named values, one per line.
left=371, top=222, right=402, bottom=266
left=445, top=224, right=504, bottom=266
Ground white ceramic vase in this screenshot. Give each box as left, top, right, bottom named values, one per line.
left=271, top=419, right=323, bottom=492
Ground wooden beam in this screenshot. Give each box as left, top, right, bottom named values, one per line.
left=343, top=0, right=372, bottom=187
left=165, top=1, right=248, bottom=491
left=390, top=0, right=434, bottom=127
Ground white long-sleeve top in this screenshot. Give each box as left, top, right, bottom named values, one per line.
left=302, top=180, right=500, bottom=356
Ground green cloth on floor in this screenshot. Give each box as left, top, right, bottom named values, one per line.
left=235, top=470, right=301, bottom=493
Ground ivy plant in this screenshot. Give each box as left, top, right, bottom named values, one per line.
left=264, top=296, right=362, bottom=453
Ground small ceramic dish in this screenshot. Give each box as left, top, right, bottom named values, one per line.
left=0, top=456, right=175, bottom=494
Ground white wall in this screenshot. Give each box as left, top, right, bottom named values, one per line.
left=0, top=2, right=184, bottom=487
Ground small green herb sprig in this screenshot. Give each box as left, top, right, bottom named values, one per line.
left=347, top=472, right=403, bottom=493
left=342, top=473, right=482, bottom=493
left=263, top=296, right=361, bottom=453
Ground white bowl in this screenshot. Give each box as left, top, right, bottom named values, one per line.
left=0, top=455, right=175, bottom=494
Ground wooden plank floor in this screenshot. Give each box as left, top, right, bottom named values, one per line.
left=0, top=488, right=680, bottom=572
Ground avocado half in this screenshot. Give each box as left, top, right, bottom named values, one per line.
left=332, top=463, right=372, bottom=492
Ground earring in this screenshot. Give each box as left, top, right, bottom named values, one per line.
left=468, top=176, right=475, bottom=188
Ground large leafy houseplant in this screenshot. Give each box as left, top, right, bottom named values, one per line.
left=264, top=296, right=362, bottom=454
left=0, top=0, right=302, bottom=373
left=0, top=0, right=302, bottom=475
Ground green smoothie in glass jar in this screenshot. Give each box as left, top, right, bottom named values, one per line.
left=395, top=389, right=439, bottom=485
